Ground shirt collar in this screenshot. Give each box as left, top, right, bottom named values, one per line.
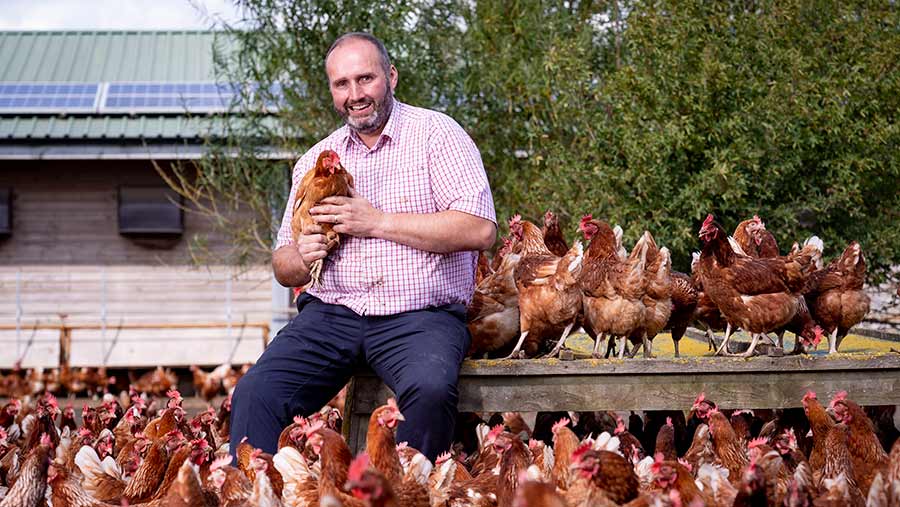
left=342, top=100, right=404, bottom=151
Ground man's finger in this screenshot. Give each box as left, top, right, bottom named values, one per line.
left=347, top=187, right=360, bottom=198
left=302, top=224, right=323, bottom=234
left=311, top=214, right=340, bottom=224
left=300, top=233, right=326, bottom=243
left=318, top=196, right=352, bottom=206
left=309, top=204, right=341, bottom=215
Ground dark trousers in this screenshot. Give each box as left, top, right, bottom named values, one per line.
left=230, top=293, right=470, bottom=461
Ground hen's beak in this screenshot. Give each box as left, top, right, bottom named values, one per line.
left=396, top=412, right=406, bottom=422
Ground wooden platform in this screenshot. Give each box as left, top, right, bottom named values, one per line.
left=343, top=353, right=900, bottom=453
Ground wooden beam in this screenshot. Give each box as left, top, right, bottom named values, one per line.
left=344, top=354, right=900, bottom=453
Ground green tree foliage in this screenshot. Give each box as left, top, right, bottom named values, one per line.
left=173, top=0, right=899, bottom=283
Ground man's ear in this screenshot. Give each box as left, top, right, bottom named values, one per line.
left=389, top=65, right=398, bottom=91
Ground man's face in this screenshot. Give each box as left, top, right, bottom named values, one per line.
left=326, top=39, right=397, bottom=135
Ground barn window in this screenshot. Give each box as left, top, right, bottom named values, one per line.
left=0, top=188, right=10, bottom=237
left=117, top=186, right=184, bottom=236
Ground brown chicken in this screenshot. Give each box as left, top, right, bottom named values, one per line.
left=512, top=468, right=567, bottom=507
left=820, top=423, right=866, bottom=506
left=733, top=215, right=780, bottom=258
left=801, top=391, right=833, bottom=485
left=306, top=424, right=365, bottom=507
left=550, top=417, right=580, bottom=490
left=696, top=215, right=820, bottom=356
left=131, top=366, right=179, bottom=396
left=648, top=453, right=711, bottom=505
left=346, top=453, right=400, bottom=507
left=121, top=429, right=186, bottom=503
left=803, top=241, right=870, bottom=353
left=0, top=433, right=53, bottom=507
left=691, top=394, right=748, bottom=486
left=467, top=241, right=521, bottom=358
left=190, top=364, right=232, bottom=402
left=245, top=448, right=285, bottom=506
left=289, top=149, right=355, bottom=287
left=579, top=216, right=649, bottom=358
left=665, top=271, right=699, bottom=357
left=50, top=458, right=116, bottom=507
left=731, top=458, right=769, bottom=507
left=654, top=417, right=677, bottom=461
left=626, top=231, right=673, bottom=358
left=829, top=391, right=889, bottom=494
left=569, top=444, right=639, bottom=504
left=475, top=251, right=492, bottom=285
left=504, top=215, right=584, bottom=359
left=542, top=210, right=570, bottom=257
left=207, top=454, right=254, bottom=506
left=501, top=436, right=535, bottom=507
left=363, top=398, right=429, bottom=507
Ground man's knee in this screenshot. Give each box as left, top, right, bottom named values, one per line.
left=232, top=368, right=277, bottom=415
left=401, top=376, right=459, bottom=408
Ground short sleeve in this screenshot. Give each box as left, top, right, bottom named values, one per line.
left=428, top=115, right=497, bottom=224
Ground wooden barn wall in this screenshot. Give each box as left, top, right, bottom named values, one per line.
left=0, top=160, right=277, bottom=368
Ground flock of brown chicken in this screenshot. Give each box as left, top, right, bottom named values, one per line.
left=0, top=383, right=898, bottom=507
left=468, top=212, right=870, bottom=359
left=0, top=364, right=251, bottom=403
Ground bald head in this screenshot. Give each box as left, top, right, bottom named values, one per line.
left=325, top=32, right=392, bottom=80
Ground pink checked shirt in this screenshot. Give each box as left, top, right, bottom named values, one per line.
left=275, top=101, right=496, bottom=316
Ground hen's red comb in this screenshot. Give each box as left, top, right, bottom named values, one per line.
left=210, top=454, right=233, bottom=471
left=348, top=452, right=370, bottom=481
left=748, top=437, right=768, bottom=449
left=666, top=417, right=673, bottom=427
left=552, top=417, right=570, bottom=434
left=571, top=442, right=592, bottom=462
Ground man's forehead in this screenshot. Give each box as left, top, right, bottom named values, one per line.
left=326, top=39, right=381, bottom=75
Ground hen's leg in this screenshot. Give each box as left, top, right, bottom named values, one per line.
left=643, top=334, right=654, bottom=358
left=628, top=340, right=642, bottom=358
left=503, top=330, right=530, bottom=360
left=617, top=336, right=629, bottom=359
left=835, top=331, right=847, bottom=352
left=673, top=337, right=681, bottom=358
left=704, top=325, right=719, bottom=351
left=738, top=333, right=762, bottom=357
left=790, top=334, right=805, bottom=355
left=828, top=328, right=839, bottom=354
left=776, top=331, right=785, bottom=349
left=309, top=259, right=324, bottom=288
left=715, top=323, right=734, bottom=356
left=542, top=322, right=576, bottom=359
left=591, top=332, right=606, bottom=358
left=605, top=336, right=617, bottom=358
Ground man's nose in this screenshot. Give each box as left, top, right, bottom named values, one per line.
left=348, top=81, right=365, bottom=102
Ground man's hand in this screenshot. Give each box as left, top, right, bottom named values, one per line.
left=309, top=188, right=385, bottom=238
left=296, top=223, right=330, bottom=270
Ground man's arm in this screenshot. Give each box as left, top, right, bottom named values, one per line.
left=375, top=210, right=496, bottom=253
left=310, top=188, right=496, bottom=253
left=272, top=224, right=330, bottom=287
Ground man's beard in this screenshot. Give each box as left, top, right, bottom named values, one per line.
left=338, top=85, right=394, bottom=135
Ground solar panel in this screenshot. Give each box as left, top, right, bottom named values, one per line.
left=101, top=81, right=240, bottom=113
left=0, top=82, right=100, bottom=113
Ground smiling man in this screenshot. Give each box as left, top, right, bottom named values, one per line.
left=230, top=32, right=497, bottom=460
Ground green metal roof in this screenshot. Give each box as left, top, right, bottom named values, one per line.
left=0, top=31, right=233, bottom=82
left=0, top=115, right=218, bottom=140
left=0, top=31, right=251, bottom=156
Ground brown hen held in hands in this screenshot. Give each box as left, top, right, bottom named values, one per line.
left=290, top=150, right=355, bottom=288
